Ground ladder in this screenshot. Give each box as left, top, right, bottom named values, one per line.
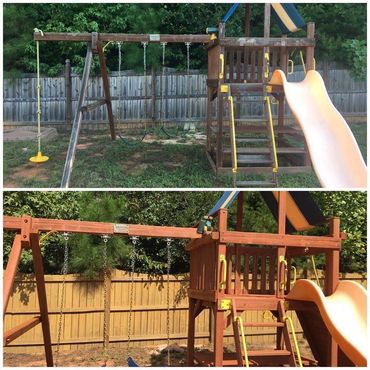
left=231, top=299, right=302, bottom=367
left=224, top=85, right=278, bottom=188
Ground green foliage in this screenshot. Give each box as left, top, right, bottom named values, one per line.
left=4, top=3, right=366, bottom=77
left=342, top=39, right=367, bottom=80
left=3, top=191, right=81, bottom=273
left=69, top=193, right=129, bottom=277
left=311, top=192, right=367, bottom=273
left=3, top=191, right=366, bottom=275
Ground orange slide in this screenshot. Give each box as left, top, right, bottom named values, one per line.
left=286, top=279, right=367, bottom=366
left=269, top=70, right=367, bottom=189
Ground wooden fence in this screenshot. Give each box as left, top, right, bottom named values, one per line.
left=3, top=64, right=366, bottom=130
left=4, top=269, right=367, bottom=354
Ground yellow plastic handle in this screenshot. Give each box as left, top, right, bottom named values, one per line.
left=219, top=53, right=225, bottom=79
left=313, top=57, right=316, bottom=71
left=291, top=265, right=297, bottom=285
left=279, top=256, right=288, bottom=290
left=219, top=254, right=227, bottom=289
left=288, top=59, right=294, bottom=75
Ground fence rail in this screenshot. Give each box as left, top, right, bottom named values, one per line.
left=3, top=65, right=366, bottom=129
left=4, top=269, right=367, bottom=354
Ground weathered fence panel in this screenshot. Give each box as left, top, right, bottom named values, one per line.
left=3, top=66, right=366, bottom=129
left=3, top=269, right=367, bottom=354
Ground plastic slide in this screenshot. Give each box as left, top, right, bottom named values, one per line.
left=269, top=70, right=367, bottom=188
left=286, top=279, right=367, bottom=366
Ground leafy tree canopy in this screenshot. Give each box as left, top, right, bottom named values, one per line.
left=3, top=191, right=366, bottom=275
left=4, top=3, right=366, bottom=78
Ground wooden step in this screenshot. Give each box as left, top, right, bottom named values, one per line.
left=224, top=147, right=306, bottom=154
left=236, top=138, right=269, bottom=144
left=236, top=181, right=276, bottom=188
left=237, top=155, right=272, bottom=165
left=193, top=350, right=293, bottom=367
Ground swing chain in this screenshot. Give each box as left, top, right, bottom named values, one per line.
left=127, top=236, right=138, bottom=357
left=185, top=42, right=192, bottom=119
left=117, top=42, right=122, bottom=126
left=101, top=234, right=110, bottom=363
left=55, top=232, right=70, bottom=366
left=165, top=238, right=173, bottom=366
left=141, top=42, right=148, bottom=122
left=160, top=42, right=167, bottom=125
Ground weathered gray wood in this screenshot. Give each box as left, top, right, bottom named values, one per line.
left=3, top=67, right=367, bottom=127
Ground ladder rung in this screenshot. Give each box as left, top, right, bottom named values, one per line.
left=237, top=155, right=272, bottom=165
left=225, top=147, right=306, bottom=155
left=236, top=138, right=269, bottom=144
left=4, top=316, right=41, bottom=345
left=242, top=322, right=285, bottom=328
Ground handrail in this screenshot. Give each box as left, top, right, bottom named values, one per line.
left=234, top=316, right=249, bottom=367
left=228, top=93, right=238, bottom=180
left=284, top=316, right=303, bottom=367
left=219, top=254, right=227, bottom=289
left=264, top=96, right=279, bottom=174
left=288, top=59, right=294, bottom=75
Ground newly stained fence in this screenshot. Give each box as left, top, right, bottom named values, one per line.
left=4, top=269, right=367, bottom=354
left=3, top=66, right=366, bottom=129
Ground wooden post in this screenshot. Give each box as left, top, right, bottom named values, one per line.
left=236, top=192, right=244, bottom=231
left=264, top=4, right=271, bottom=39
left=61, top=44, right=93, bottom=188
left=323, top=217, right=340, bottom=366
left=213, top=308, right=225, bottom=366
left=187, top=298, right=196, bottom=365
left=217, top=24, right=226, bottom=171
left=278, top=191, right=287, bottom=234
left=65, top=59, right=72, bottom=129
left=306, top=22, right=315, bottom=71
left=244, top=4, right=251, bottom=37
left=30, top=233, right=53, bottom=367
left=3, top=235, right=23, bottom=318
left=206, top=87, right=212, bottom=151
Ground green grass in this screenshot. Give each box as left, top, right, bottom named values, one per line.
left=3, top=123, right=366, bottom=188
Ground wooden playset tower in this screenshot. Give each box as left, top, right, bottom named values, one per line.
left=186, top=191, right=350, bottom=366
left=205, top=4, right=315, bottom=186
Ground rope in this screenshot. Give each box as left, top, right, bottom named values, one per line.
left=185, top=42, right=191, bottom=121
left=55, top=232, right=70, bottom=367
left=234, top=316, right=249, bottom=367
left=165, top=238, right=172, bottom=366
left=142, top=42, right=148, bottom=129
left=34, top=28, right=44, bottom=155
left=117, top=42, right=122, bottom=129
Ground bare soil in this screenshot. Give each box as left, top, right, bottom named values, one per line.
left=4, top=341, right=314, bottom=367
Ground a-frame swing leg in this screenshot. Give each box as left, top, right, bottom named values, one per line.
left=30, top=233, right=54, bottom=367
left=96, top=42, right=116, bottom=140
left=61, top=44, right=94, bottom=188
left=3, top=221, right=54, bottom=367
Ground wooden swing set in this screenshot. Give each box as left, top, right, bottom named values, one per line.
left=3, top=191, right=349, bottom=367
left=32, top=4, right=316, bottom=188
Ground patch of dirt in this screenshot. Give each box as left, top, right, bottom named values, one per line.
left=5, top=163, right=49, bottom=187
left=3, top=341, right=314, bottom=367
left=76, top=142, right=94, bottom=150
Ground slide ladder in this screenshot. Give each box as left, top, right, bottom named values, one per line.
left=224, top=85, right=278, bottom=187
left=231, top=299, right=304, bottom=367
